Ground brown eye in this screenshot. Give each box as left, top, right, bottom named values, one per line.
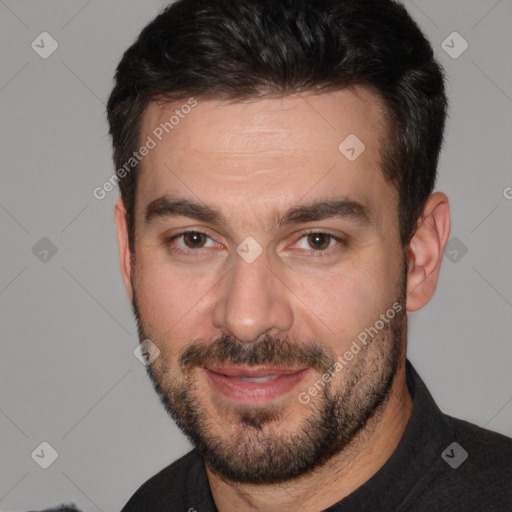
left=183, top=232, right=208, bottom=248
left=306, top=233, right=332, bottom=250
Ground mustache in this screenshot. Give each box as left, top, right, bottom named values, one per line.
left=179, top=334, right=334, bottom=374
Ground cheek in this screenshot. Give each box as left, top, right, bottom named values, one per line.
left=133, top=252, right=216, bottom=340
left=287, top=259, right=398, bottom=351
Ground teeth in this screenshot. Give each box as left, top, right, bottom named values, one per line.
left=239, top=375, right=280, bottom=383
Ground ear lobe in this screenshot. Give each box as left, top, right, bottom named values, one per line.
left=406, top=192, right=451, bottom=312
left=114, top=197, right=134, bottom=302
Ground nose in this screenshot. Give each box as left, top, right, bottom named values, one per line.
left=211, top=251, right=294, bottom=343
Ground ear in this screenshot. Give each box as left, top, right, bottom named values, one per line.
left=406, top=192, right=451, bottom=312
left=114, top=197, right=134, bottom=302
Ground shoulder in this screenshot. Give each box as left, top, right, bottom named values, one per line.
left=444, top=413, right=512, bottom=483
left=121, top=449, right=208, bottom=511
left=413, top=414, right=512, bottom=511
left=448, top=413, right=512, bottom=455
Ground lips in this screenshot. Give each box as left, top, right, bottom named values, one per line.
left=204, top=365, right=309, bottom=405
left=207, top=365, right=306, bottom=378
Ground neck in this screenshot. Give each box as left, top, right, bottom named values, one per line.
left=207, top=361, right=413, bottom=512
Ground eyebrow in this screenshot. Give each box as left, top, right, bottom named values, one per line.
left=278, top=199, right=371, bottom=228
left=144, top=196, right=372, bottom=229
left=145, top=197, right=225, bottom=225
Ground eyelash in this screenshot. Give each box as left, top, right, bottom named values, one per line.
left=163, top=229, right=217, bottom=256
left=163, top=229, right=347, bottom=257
left=293, top=230, right=347, bottom=257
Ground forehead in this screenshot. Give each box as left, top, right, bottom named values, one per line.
left=136, top=88, right=395, bottom=226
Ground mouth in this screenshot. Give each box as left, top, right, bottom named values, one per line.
left=203, top=365, right=310, bottom=405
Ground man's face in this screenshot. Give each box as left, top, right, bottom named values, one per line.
left=127, top=89, right=407, bottom=483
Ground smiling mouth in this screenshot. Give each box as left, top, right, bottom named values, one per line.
left=203, top=365, right=310, bottom=404
left=235, top=375, right=280, bottom=383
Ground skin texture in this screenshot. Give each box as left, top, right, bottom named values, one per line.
left=115, top=88, right=451, bottom=511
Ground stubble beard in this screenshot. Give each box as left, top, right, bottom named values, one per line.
left=132, top=273, right=407, bottom=484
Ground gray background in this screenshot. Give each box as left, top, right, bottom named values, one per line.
left=1, top=0, right=511, bottom=510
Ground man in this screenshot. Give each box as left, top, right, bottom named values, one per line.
left=105, top=0, right=512, bottom=510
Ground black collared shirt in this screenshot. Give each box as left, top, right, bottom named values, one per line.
left=121, top=361, right=512, bottom=511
